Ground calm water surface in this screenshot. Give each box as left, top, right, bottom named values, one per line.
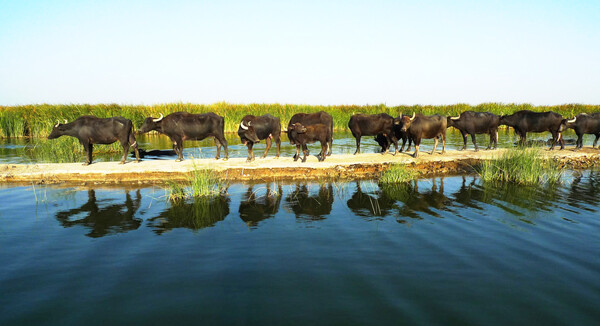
left=1, top=173, right=599, bottom=325
left=0, top=129, right=593, bottom=163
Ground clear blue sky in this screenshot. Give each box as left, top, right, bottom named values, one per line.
left=1, top=0, right=599, bottom=106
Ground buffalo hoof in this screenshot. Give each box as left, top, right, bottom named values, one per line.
left=175, top=158, right=183, bottom=162
left=274, top=156, right=280, bottom=159
left=413, top=153, right=419, bottom=158
left=82, top=162, right=91, bottom=166
left=246, top=158, right=255, bottom=162
left=119, top=161, right=126, bottom=165
left=222, top=158, right=228, bottom=161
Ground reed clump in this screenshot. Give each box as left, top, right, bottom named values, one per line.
left=25, top=137, right=123, bottom=163
left=477, top=148, right=564, bottom=185
left=379, top=164, right=419, bottom=184
left=166, top=168, right=227, bottom=201
left=1, top=102, right=597, bottom=138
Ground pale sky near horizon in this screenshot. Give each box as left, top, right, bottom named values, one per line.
left=1, top=0, right=599, bottom=106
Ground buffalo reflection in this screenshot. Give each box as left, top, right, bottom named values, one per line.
left=55, top=189, right=142, bottom=238
left=566, top=171, right=600, bottom=211
left=346, top=182, right=396, bottom=220
left=239, top=184, right=282, bottom=228
left=147, top=196, right=230, bottom=235
left=284, top=183, right=334, bottom=221
left=381, top=178, right=452, bottom=221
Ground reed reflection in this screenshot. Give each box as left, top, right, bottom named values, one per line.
left=238, top=184, right=282, bottom=228
left=147, top=196, right=230, bottom=235
left=382, top=178, right=452, bottom=220
left=284, top=183, right=334, bottom=221
left=55, top=189, right=142, bottom=238
left=346, top=182, right=396, bottom=220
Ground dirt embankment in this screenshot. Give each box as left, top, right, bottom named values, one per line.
left=1, top=149, right=599, bottom=185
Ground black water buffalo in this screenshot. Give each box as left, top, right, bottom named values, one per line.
left=287, top=111, right=333, bottom=158
left=395, top=113, right=447, bottom=158
left=138, top=112, right=228, bottom=161
left=238, top=114, right=281, bottom=162
left=374, top=121, right=412, bottom=153
left=446, top=111, right=500, bottom=151
left=559, top=113, right=600, bottom=150
left=348, top=113, right=398, bottom=155
left=499, top=110, right=564, bottom=150
left=48, top=115, right=140, bottom=165
left=287, top=123, right=331, bottom=162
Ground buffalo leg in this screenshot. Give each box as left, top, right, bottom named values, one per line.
left=262, top=137, right=272, bottom=159
left=319, top=141, right=327, bottom=162
left=391, top=136, right=399, bottom=156
left=83, top=143, right=93, bottom=165
left=294, top=145, right=301, bottom=162
left=471, top=134, right=478, bottom=152
left=460, top=131, right=468, bottom=151
left=275, top=137, right=281, bottom=158
left=399, top=136, right=406, bottom=152
left=442, top=131, right=446, bottom=154
left=593, top=134, right=600, bottom=148
left=120, top=141, right=129, bottom=164
left=327, top=136, right=333, bottom=156
left=431, top=137, right=439, bottom=155
left=246, top=142, right=255, bottom=162
left=354, top=134, right=361, bottom=155
left=214, top=137, right=221, bottom=160
left=215, top=136, right=229, bottom=160
left=413, top=138, right=421, bottom=158
left=550, top=132, right=558, bottom=150
left=302, top=144, right=309, bottom=163
left=406, top=137, right=412, bottom=152
left=129, top=133, right=140, bottom=162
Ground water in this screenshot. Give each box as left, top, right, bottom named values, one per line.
left=0, top=128, right=591, bottom=164
left=1, top=173, right=599, bottom=325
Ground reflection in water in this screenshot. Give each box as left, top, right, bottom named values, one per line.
left=238, top=184, right=282, bottom=228
left=346, top=182, right=396, bottom=220
left=382, top=178, right=451, bottom=221
left=285, top=183, right=334, bottom=221
left=566, top=171, right=600, bottom=212
left=55, top=190, right=142, bottom=238
left=147, top=196, right=230, bottom=235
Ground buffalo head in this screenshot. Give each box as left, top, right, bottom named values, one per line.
left=237, top=120, right=260, bottom=144
left=395, top=113, right=416, bottom=133
left=288, top=123, right=308, bottom=134
left=139, top=113, right=164, bottom=133
left=559, top=116, right=577, bottom=132
left=48, top=119, right=69, bottom=139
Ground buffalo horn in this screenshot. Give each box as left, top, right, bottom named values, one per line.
left=450, top=114, right=461, bottom=120
left=409, top=112, right=416, bottom=121
left=240, top=121, right=248, bottom=130
left=567, top=116, right=577, bottom=123
left=55, top=120, right=60, bottom=127
left=152, top=113, right=164, bottom=122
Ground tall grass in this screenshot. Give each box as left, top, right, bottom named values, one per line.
left=477, top=148, right=564, bottom=185
left=1, top=102, right=598, bottom=138
left=25, top=137, right=123, bottom=163
left=379, top=164, right=418, bottom=184
left=166, top=167, right=227, bottom=201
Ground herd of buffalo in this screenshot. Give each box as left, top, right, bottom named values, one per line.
left=47, top=110, right=600, bottom=165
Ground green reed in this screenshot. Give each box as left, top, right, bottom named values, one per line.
left=1, top=102, right=597, bottom=138
left=166, top=167, right=227, bottom=201
left=25, top=137, right=123, bottom=163
left=379, top=164, right=419, bottom=184
left=476, top=148, right=564, bottom=185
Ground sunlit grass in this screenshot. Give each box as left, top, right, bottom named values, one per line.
left=379, top=164, right=418, bottom=184
left=166, top=167, right=227, bottom=201
left=476, top=148, right=564, bottom=185
left=25, top=137, right=122, bottom=163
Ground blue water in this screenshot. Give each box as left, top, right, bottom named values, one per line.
left=1, top=173, right=599, bottom=325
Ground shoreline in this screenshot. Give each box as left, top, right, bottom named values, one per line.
left=1, top=148, right=599, bottom=185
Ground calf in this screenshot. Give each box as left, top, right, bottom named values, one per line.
left=558, top=113, right=600, bottom=150
left=447, top=111, right=500, bottom=151
left=287, top=111, right=333, bottom=158
left=348, top=113, right=398, bottom=155
left=499, top=110, right=564, bottom=150
left=238, top=114, right=281, bottom=162
left=286, top=123, right=331, bottom=162
left=395, top=113, right=447, bottom=158
left=48, top=116, right=140, bottom=165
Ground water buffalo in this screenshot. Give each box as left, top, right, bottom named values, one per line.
left=374, top=122, right=412, bottom=153
left=558, top=113, right=600, bottom=150
left=48, top=115, right=140, bottom=165
left=287, top=111, right=333, bottom=158
left=287, top=122, right=331, bottom=162
left=395, top=113, right=447, bottom=158
left=348, top=113, right=398, bottom=155
left=499, top=110, right=564, bottom=150
left=138, top=112, right=228, bottom=161
left=447, top=111, right=500, bottom=151
left=238, top=114, right=281, bottom=162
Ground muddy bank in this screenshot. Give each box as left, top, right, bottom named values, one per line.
left=0, top=149, right=598, bottom=185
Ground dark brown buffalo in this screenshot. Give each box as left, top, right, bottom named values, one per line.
left=237, top=114, right=281, bottom=162
left=395, top=113, right=447, bottom=158
left=286, top=123, right=331, bottom=162
left=348, top=113, right=398, bottom=155
left=287, top=111, right=333, bottom=158
left=559, top=113, right=600, bottom=150
left=446, top=111, right=500, bottom=151
left=499, top=110, right=564, bottom=150
left=48, top=115, right=140, bottom=165
left=138, top=112, right=228, bottom=161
